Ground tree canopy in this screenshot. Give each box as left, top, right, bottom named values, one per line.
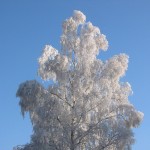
left=14, top=10, right=143, bottom=150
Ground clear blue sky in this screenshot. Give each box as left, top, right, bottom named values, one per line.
left=0, top=0, right=149, bottom=149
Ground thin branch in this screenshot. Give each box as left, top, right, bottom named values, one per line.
left=49, top=91, right=72, bottom=107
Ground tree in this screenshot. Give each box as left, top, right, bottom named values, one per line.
left=14, top=11, right=143, bottom=150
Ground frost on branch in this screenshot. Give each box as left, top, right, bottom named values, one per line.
left=61, top=10, right=108, bottom=67
left=38, top=45, right=69, bottom=81
left=102, top=54, right=129, bottom=81
left=16, top=80, right=45, bottom=117
left=15, top=10, right=143, bottom=150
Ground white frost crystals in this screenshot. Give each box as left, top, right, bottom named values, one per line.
left=38, top=45, right=58, bottom=80
left=15, top=10, right=143, bottom=150
left=38, top=45, right=69, bottom=81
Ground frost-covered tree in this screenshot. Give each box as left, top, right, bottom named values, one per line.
left=14, top=11, right=143, bottom=150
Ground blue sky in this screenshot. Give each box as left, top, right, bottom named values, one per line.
left=0, top=0, right=150, bottom=149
